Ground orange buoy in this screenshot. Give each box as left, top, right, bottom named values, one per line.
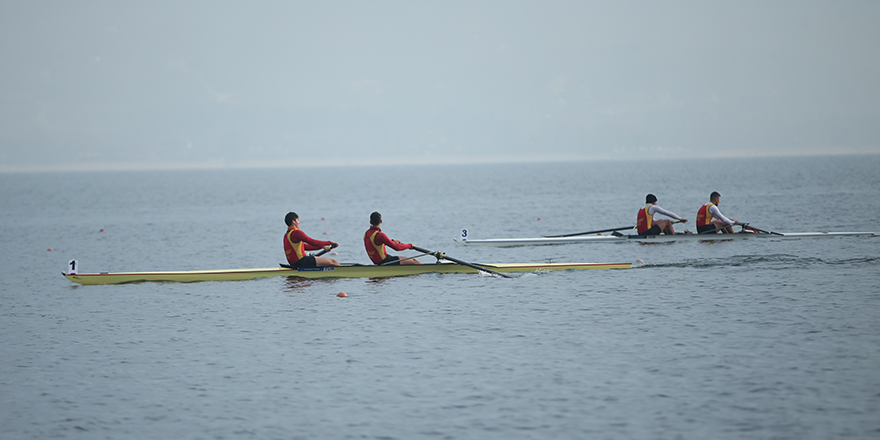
left=337, top=292, right=347, bottom=298
left=321, top=217, right=326, bottom=220
left=537, top=217, right=542, bottom=221
left=47, top=248, right=53, bottom=251
left=100, top=228, right=105, bottom=232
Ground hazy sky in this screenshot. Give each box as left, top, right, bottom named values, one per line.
left=2, top=1, right=879, bottom=171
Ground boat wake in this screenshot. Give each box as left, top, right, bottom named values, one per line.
left=635, top=254, right=880, bottom=270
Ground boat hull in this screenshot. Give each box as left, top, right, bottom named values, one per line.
left=458, top=231, right=877, bottom=247
left=63, top=261, right=632, bottom=285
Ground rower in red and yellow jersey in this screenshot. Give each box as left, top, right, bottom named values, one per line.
left=364, top=212, right=422, bottom=265
left=283, top=212, right=339, bottom=267
left=637, top=194, right=688, bottom=235
left=696, top=192, right=737, bottom=234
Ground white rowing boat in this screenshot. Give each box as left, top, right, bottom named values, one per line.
left=457, top=229, right=877, bottom=247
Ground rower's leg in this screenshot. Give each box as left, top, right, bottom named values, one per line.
left=713, top=219, right=732, bottom=234
left=316, top=257, right=341, bottom=266
left=658, top=219, right=675, bottom=235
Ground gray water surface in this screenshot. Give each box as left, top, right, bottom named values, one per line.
left=2, top=156, right=879, bottom=439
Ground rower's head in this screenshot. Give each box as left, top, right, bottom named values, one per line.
left=285, top=212, right=299, bottom=227
left=710, top=191, right=721, bottom=204
left=370, top=211, right=382, bottom=226
left=646, top=194, right=657, bottom=204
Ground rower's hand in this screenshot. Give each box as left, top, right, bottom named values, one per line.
left=681, top=218, right=689, bottom=223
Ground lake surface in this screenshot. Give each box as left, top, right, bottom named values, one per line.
left=2, top=155, right=879, bottom=439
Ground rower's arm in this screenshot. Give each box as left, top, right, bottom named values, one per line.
left=650, top=205, right=683, bottom=221
left=708, top=205, right=735, bottom=225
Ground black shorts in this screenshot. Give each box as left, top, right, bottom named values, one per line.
left=379, top=256, right=401, bottom=265
left=291, top=255, right=317, bottom=268
left=642, top=225, right=662, bottom=236
left=697, top=224, right=718, bottom=234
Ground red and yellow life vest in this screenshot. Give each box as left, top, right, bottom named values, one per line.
left=696, top=203, right=715, bottom=227
left=364, top=226, right=388, bottom=263
left=284, top=227, right=307, bottom=264
left=636, top=205, right=653, bottom=234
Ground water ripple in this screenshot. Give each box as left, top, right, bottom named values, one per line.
left=638, top=254, right=880, bottom=270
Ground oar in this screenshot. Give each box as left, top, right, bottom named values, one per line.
left=739, top=223, right=784, bottom=236
left=543, top=225, right=635, bottom=238
left=379, top=251, right=431, bottom=266
left=411, top=245, right=514, bottom=278
left=699, top=221, right=748, bottom=234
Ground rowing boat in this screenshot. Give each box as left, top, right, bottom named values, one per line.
left=62, top=261, right=633, bottom=285
left=457, top=231, right=877, bottom=247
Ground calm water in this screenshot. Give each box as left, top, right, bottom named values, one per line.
left=2, top=156, right=879, bottom=439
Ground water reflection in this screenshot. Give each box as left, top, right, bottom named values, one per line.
left=283, top=277, right=343, bottom=292
left=365, top=277, right=393, bottom=285
left=283, top=276, right=313, bottom=291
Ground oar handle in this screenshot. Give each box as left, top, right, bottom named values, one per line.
left=411, top=246, right=513, bottom=278
left=312, top=244, right=335, bottom=257
left=411, top=246, right=445, bottom=260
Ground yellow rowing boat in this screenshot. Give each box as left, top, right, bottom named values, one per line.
left=63, top=261, right=633, bottom=285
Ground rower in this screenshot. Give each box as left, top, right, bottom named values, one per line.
left=364, top=212, right=422, bottom=265
left=696, top=192, right=738, bottom=234
left=637, top=194, right=688, bottom=235
left=283, top=212, right=340, bottom=267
